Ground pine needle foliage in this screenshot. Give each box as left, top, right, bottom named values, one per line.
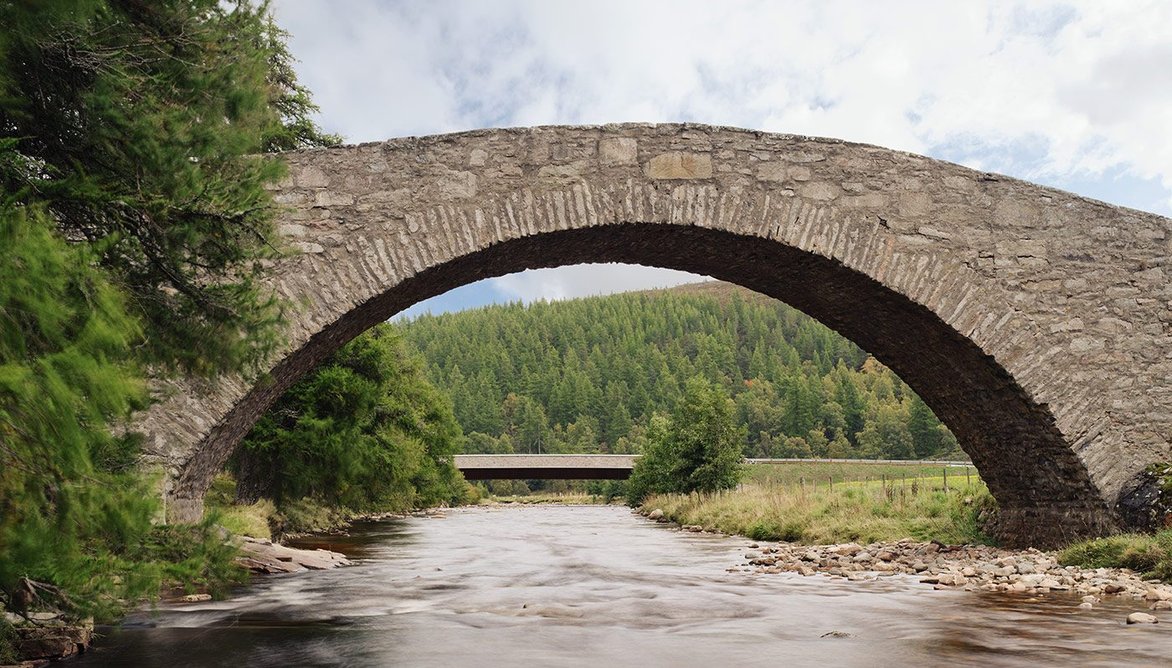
left=234, top=325, right=467, bottom=514
left=0, top=0, right=339, bottom=375
left=0, top=1, right=336, bottom=644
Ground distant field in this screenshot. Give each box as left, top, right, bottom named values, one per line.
left=744, top=459, right=980, bottom=489
left=633, top=459, right=994, bottom=545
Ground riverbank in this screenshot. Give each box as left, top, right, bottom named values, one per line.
left=642, top=473, right=992, bottom=545
left=638, top=506, right=1170, bottom=623
left=484, top=492, right=618, bottom=505
left=735, top=538, right=1172, bottom=612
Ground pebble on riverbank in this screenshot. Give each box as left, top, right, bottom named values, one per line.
left=635, top=507, right=1172, bottom=622
left=738, top=537, right=1172, bottom=607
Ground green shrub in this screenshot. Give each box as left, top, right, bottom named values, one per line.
left=0, top=618, right=17, bottom=664
left=1059, top=533, right=1170, bottom=578
left=627, top=378, right=745, bottom=504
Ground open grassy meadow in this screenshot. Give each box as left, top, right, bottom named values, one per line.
left=645, top=459, right=994, bottom=546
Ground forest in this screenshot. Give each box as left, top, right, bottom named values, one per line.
left=400, top=281, right=962, bottom=463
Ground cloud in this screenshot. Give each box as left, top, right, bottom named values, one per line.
left=491, top=264, right=707, bottom=303
left=271, top=0, right=1172, bottom=307
left=273, top=1, right=1172, bottom=204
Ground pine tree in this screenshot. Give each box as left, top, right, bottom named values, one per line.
left=234, top=325, right=465, bottom=509
left=0, top=0, right=339, bottom=374
left=1, top=0, right=335, bottom=631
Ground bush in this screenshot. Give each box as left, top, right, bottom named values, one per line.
left=627, top=378, right=745, bottom=504
left=746, top=519, right=805, bottom=542
left=1059, top=533, right=1170, bottom=577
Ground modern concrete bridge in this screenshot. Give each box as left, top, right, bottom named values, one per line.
left=452, top=455, right=974, bottom=481
left=454, top=454, right=637, bottom=480
left=132, top=123, right=1171, bottom=548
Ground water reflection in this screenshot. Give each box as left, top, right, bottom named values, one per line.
left=77, top=506, right=1170, bottom=667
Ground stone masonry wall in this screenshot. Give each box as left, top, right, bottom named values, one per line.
left=129, top=124, right=1171, bottom=547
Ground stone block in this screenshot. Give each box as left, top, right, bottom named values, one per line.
left=599, top=137, right=637, bottom=165
left=646, top=152, right=713, bottom=179
left=755, top=162, right=788, bottom=182
left=295, top=165, right=329, bottom=188
left=799, top=181, right=840, bottom=201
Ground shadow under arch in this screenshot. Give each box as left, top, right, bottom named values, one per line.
left=172, top=223, right=1116, bottom=547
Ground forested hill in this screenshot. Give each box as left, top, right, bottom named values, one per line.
left=397, top=281, right=960, bottom=460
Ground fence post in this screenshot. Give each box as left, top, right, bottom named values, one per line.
left=943, top=467, right=948, bottom=491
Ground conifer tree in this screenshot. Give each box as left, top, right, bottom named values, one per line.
left=0, top=0, right=336, bottom=632
left=0, top=0, right=339, bottom=374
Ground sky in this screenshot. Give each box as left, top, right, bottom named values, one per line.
left=271, top=0, right=1172, bottom=318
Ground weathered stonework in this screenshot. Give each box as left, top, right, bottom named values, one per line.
left=130, top=124, right=1172, bottom=548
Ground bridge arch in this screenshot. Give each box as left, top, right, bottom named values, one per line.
left=135, top=124, right=1171, bottom=547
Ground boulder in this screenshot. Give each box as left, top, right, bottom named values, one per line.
left=1126, top=612, right=1159, bottom=624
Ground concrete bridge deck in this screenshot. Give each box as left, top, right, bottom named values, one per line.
left=452, top=455, right=975, bottom=481
left=454, top=454, right=638, bottom=480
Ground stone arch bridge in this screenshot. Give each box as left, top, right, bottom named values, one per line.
left=135, top=124, right=1171, bottom=548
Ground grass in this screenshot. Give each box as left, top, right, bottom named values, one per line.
left=1059, top=531, right=1172, bottom=580
left=203, top=473, right=277, bottom=540
left=745, top=460, right=977, bottom=488
left=643, top=461, right=994, bottom=545
left=487, top=491, right=613, bottom=505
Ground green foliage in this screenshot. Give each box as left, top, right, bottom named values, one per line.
left=204, top=474, right=276, bottom=540
left=0, top=199, right=152, bottom=619
left=1059, top=532, right=1172, bottom=579
left=399, top=282, right=959, bottom=462
left=627, top=378, right=745, bottom=504
left=125, top=522, right=248, bottom=598
left=234, top=325, right=467, bottom=513
left=643, top=470, right=993, bottom=546
left=0, top=616, right=16, bottom=664
left=0, top=203, right=248, bottom=624
left=0, top=0, right=338, bottom=374
left=0, top=0, right=335, bottom=632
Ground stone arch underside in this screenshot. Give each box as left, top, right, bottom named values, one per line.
left=135, top=124, right=1171, bottom=548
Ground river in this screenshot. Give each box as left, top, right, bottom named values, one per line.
left=75, top=505, right=1170, bottom=667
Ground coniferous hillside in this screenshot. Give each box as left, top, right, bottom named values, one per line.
left=397, top=281, right=960, bottom=460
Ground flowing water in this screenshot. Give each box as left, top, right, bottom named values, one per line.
left=77, top=505, right=1171, bottom=667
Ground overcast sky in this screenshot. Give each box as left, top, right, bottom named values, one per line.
left=271, top=0, right=1172, bottom=317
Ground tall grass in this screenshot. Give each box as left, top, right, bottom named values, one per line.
left=644, top=469, right=994, bottom=545
left=1059, top=531, right=1172, bottom=580
left=745, top=461, right=977, bottom=488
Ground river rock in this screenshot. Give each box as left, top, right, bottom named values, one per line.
left=1144, top=588, right=1172, bottom=601
left=237, top=537, right=352, bottom=574
left=13, top=623, right=92, bottom=662
left=1078, top=601, right=1094, bottom=610
left=1150, top=600, right=1172, bottom=611
left=1126, top=612, right=1159, bottom=624
left=647, top=509, right=664, bottom=521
